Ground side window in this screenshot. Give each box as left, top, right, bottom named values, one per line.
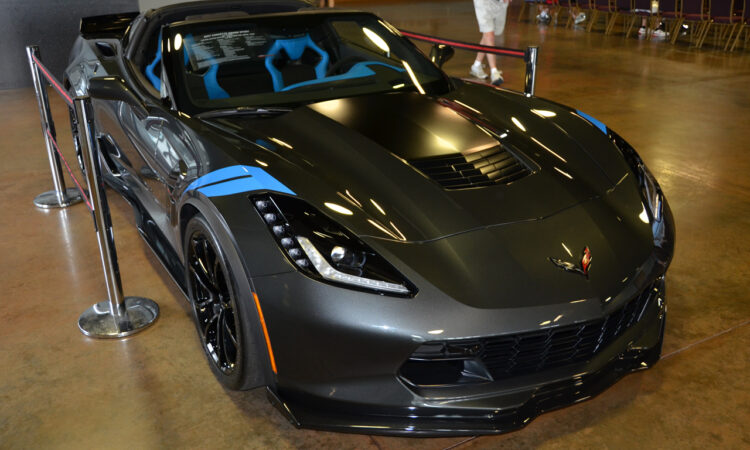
left=124, top=22, right=163, bottom=97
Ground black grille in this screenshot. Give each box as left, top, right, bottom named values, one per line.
left=409, top=145, right=529, bottom=189
left=481, top=284, right=656, bottom=379
left=403, top=282, right=659, bottom=384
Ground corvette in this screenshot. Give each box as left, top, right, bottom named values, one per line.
left=64, top=0, right=675, bottom=435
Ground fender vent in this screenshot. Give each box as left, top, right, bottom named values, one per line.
left=409, top=145, right=529, bottom=190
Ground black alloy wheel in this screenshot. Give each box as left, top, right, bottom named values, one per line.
left=187, top=225, right=240, bottom=375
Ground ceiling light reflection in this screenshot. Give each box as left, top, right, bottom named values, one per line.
left=531, top=137, right=567, bottom=163
left=554, top=167, right=573, bottom=180
left=401, top=60, right=425, bottom=95
left=453, top=100, right=481, bottom=114
left=344, top=190, right=362, bottom=207
left=639, top=204, right=649, bottom=223
left=370, top=198, right=386, bottom=215
left=389, top=221, right=406, bottom=241
left=511, top=117, right=526, bottom=132
left=434, top=134, right=458, bottom=151
left=362, top=27, right=390, bottom=55
left=269, top=137, right=293, bottom=149
left=324, top=202, right=353, bottom=215
left=531, top=109, right=556, bottom=118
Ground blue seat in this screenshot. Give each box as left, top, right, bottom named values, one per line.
left=264, top=35, right=329, bottom=92
left=145, top=33, right=163, bottom=91
left=144, top=33, right=229, bottom=100
left=182, top=35, right=229, bottom=100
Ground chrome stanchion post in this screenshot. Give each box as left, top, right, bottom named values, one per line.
left=74, top=96, right=159, bottom=338
left=25, top=45, right=83, bottom=209
left=524, top=46, right=539, bottom=97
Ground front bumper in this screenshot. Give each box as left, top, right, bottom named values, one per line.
left=254, top=269, right=667, bottom=436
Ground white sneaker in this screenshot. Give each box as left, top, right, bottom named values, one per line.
left=638, top=26, right=646, bottom=35
left=537, top=11, right=551, bottom=23
left=574, top=12, right=587, bottom=24
left=470, top=62, right=488, bottom=79
left=490, top=68, right=504, bottom=86
left=652, top=29, right=667, bottom=38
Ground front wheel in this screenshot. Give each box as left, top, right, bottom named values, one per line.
left=184, top=214, right=269, bottom=390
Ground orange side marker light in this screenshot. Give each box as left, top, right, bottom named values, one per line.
left=252, top=292, right=277, bottom=374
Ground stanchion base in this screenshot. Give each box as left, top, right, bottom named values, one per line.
left=34, top=188, right=83, bottom=209
left=78, top=297, right=159, bottom=339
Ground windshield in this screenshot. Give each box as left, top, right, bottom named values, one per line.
left=163, top=12, right=451, bottom=114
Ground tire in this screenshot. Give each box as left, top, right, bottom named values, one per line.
left=184, top=214, right=269, bottom=390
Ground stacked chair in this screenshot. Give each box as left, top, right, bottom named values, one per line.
left=518, top=0, right=544, bottom=22
left=657, top=0, right=684, bottom=38
left=625, top=0, right=661, bottom=38
left=696, top=0, right=742, bottom=48
left=587, top=0, right=617, bottom=31
left=577, top=0, right=598, bottom=25
left=728, top=0, right=749, bottom=50
left=607, top=0, right=635, bottom=35
left=669, top=0, right=710, bottom=44
left=514, top=0, right=749, bottom=51
left=554, top=0, right=580, bottom=27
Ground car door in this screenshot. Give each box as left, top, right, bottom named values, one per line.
left=117, top=100, right=172, bottom=219
left=117, top=98, right=200, bottom=251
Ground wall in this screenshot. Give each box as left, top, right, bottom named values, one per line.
left=0, top=0, right=138, bottom=90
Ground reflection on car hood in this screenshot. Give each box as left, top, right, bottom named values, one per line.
left=202, top=85, right=638, bottom=243
left=368, top=188, right=655, bottom=309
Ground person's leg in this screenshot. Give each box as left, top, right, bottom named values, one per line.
left=480, top=32, right=497, bottom=69
left=471, top=0, right=492, bottom=78
left=489, top=6, right=506, bottom=85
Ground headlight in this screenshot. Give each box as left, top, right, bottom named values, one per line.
left=253, top=194, right=416, bottom=296
left=609, top=130, right=663, bottom=223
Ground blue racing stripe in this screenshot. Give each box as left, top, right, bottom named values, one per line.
left=576, top=110, right=608, bottom=134
left=185, top=165, right=295, bottom=197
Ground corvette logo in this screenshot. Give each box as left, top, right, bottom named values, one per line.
left=549, top=247, right=592, bottom=278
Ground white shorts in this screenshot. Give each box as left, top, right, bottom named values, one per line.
left=473, top=0, right=509, bottom=35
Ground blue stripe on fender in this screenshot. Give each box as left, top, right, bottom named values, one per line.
left=185, top=165, right=295, bottom=197
left=576, top=110, right=607, bottom=134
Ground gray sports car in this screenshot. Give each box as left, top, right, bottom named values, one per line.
left=64, top=0, right=675, bottom=435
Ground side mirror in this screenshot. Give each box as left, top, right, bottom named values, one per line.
left=430, top=44, right=455, bottom=68
left=88, top=77, right=148, bottom=118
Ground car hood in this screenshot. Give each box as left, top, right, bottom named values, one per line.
left=368, top=183, right=657, bottom=309
left=201, top=84, right=637, bottom=244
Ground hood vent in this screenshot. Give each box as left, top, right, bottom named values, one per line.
left=409, top=144, right=529, bottom=190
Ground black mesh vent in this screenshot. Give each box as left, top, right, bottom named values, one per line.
left=409, top=145, right=529, bottom=189
left=404, top=281, right=659, bottom=384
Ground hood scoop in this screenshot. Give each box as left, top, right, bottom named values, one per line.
left=409, top=143, right=530, bottom=190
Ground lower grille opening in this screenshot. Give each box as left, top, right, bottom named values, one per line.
left=400, top=280, right=662, bottom=386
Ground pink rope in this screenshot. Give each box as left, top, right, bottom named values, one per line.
left=46, top=128, right=93, bottom=211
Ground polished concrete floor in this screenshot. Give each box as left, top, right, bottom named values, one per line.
left=1, top=1, right=749, bottom=448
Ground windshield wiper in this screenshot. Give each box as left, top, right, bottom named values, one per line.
left=196, top=106, right=292, bottom=119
